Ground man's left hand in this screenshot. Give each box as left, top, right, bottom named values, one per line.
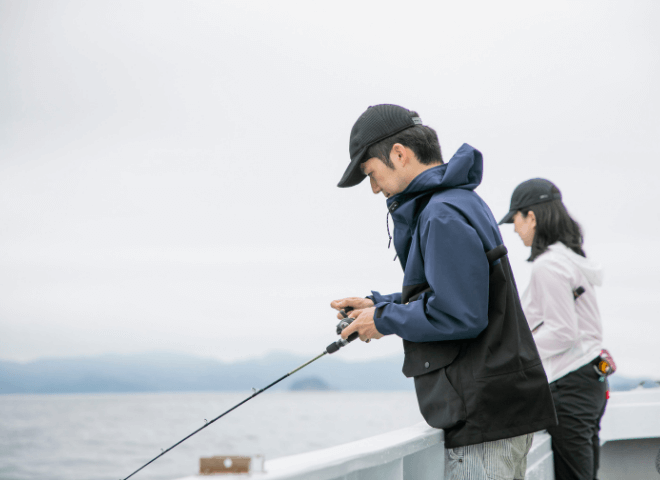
left=340, top=307, right=384, bottom=343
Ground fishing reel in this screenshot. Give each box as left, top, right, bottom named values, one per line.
left=326, top=307, right=358, bottom=354
left=336, top=307, right=354, bottom=334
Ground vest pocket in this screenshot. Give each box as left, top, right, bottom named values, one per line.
left=414, top=366, right=467, bottom=430
left=402, top=341, right=461, bottom=377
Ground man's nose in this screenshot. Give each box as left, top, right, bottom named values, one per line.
left=370, top=176, right=380, bottom=194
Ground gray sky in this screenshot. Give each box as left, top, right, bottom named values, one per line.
left=1, top=0, right=659, bottom=378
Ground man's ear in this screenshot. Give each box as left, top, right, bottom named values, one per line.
left=390, top=143, right=408, bottom=167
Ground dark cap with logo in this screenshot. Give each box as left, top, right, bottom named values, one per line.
left=499, top=178, right=562, bottom=225
left=337, top=104, right=422, bottom=188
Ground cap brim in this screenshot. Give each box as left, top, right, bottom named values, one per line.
left=498, top=210, right=516, bottom=225
left=337, top=145, right=368, bottom=188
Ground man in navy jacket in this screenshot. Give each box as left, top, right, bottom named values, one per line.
left=332, top=104, right=556, bottom=480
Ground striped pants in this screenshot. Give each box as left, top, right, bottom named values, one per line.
left=445, top=433, right=534, bottom=480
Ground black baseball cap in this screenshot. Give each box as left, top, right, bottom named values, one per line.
left=499, top=178, right=562, bottom=224
left=337, top=104, right=422, bottom=188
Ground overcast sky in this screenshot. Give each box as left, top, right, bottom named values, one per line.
left=1, top=1, right=658, bottom=378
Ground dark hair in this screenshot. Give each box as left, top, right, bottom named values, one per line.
left=521, top=187, right=586, bottom=262
left=366, top=111, right=443, bottom=168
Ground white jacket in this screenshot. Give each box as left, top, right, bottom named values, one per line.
left=521, top=242, right=604, bottom=383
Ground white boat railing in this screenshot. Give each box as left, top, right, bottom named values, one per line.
left=175, top=388, right=660, bottom=480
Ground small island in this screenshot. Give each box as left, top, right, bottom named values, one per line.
left=289, top=376, right=331, bottom=391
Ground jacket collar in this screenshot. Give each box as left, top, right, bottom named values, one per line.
left=386, top=143, right=483, bottom=223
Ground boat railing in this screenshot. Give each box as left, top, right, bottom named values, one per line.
left=175, top=388, right=660, bottom=480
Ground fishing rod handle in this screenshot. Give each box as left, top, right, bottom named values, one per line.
left=325, top=332, right=358, bottom=354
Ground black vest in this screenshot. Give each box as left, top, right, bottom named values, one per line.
left=400, top=246, right=557, bottom=448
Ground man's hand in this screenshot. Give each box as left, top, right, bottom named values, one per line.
left=330, top=297, right=374, bottom=320
left=340, top=307, right=384, bottom=343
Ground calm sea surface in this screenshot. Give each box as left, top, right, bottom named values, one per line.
left=0, top=391, right=424, bottom=480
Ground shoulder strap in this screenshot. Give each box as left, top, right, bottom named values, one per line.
left=486, top=244, right=508, bottom=265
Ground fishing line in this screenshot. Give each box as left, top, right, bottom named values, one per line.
left=122, top=309, right=358, bottom=480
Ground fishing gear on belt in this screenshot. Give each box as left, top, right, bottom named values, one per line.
left=121, top=308, right=360, bottom=480
left=594, top=349, right=616, bottom=382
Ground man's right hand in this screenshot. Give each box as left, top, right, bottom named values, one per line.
left=330, top=297, right=375, bottom=320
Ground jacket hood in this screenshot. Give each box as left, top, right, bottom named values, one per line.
left=547, top=243, right=604, bottom=287
left=386, top=143, right=483, bottom=210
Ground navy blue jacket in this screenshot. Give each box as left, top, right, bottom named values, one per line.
left=370, top=144, right=557, bottom=447
left=372, top=143, right=501, bottom=341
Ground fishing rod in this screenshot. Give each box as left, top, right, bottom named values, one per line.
left=122, top=309, right=359, bottom=480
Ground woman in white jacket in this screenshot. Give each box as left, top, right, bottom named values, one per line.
left=500, top=178, right=608, bottom=480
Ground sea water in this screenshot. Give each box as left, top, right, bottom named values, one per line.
left=0, top=391, right=423, bottom=480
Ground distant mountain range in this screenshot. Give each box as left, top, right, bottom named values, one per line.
left=0, top=351, right=413, bottom=394
left=0, top=351, right=655, bottom=394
